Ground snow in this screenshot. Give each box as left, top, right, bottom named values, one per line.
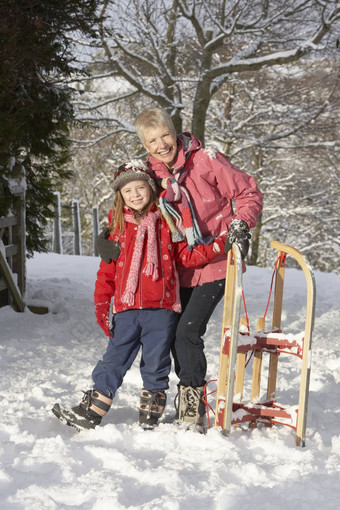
left=1, top=252, right=340, bottom=509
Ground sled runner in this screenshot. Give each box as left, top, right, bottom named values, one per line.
left=214, top=244, right=243, bottom=437
left=210, top=241, right=316, bottom=446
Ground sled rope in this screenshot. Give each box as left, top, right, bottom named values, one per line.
left=203, top=380, right=217, bottom=429
left=263, top=254, right=285, bottom=320
left=241, top=290, right=253, bottom=368
left=242, top=289, right=249, bottom=330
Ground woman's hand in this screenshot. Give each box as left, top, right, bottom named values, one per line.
left=224, top=220, right=251, bottom=260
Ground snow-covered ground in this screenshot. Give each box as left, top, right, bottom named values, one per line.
left=0, top=252, right=339, bottom=509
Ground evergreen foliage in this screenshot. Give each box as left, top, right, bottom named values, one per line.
left=0, top=0, right=100, bottom=254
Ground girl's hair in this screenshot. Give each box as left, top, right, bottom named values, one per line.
left=135, top=108, right=176, bottom=144
left=110, top=184, right=158, bottom=235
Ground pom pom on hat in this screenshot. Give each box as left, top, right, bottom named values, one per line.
left=112, top=160, right=156, bottom=193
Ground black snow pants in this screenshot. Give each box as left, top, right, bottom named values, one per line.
left=173, top=279, right=225, bottom=387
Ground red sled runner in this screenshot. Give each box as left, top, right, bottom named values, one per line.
left=206, top=241, right=316, bottom=447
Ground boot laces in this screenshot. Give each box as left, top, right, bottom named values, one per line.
left=144, top=391, right=164, bottom=412
left=185, top=387, right=201, bottom=417
left=141, top=391, right=165, bottom=412
left=81, top=390, right=95, bottom=411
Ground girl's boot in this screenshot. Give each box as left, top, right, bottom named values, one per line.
left=52, top=390, right=112, bottom=432
left=139, top=389, right=166, bottom=428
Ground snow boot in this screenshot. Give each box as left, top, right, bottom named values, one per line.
left=52, top=390, right=112, bottom=432
left=139, top=389, right=166, bottom=428
left=177, top=384, right=205, bottom=427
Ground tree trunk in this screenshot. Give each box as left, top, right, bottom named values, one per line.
left=172, top=108, right=183, bottom=135
left=248, top=213, right=262, bottom=266
left=191, top=80, right=211, bottom=145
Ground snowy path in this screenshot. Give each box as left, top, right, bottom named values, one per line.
left=0, top=253, right=339, bottom=509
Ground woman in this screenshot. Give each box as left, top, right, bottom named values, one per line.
left=97, top=108, right=263, bottom=428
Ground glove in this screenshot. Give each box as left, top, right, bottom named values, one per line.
left=224, top=219, right=251, bottom=260
left=95, top=301, right=112, bottom=337
left=96, top=228, right=121, bottom=264
left=212, top=232, right=228, bottom=253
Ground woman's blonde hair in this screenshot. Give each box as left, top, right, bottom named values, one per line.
left=135, top=108, right=176, bottom=145
left=110, top=184, right=158, bottom=235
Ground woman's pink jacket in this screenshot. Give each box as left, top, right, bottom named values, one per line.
left=147, top=133, right=263, bottom=287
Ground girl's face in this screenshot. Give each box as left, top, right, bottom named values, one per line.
left=120, top=179, right=152, bottom=212
left=143, top=124, right=178, bottom=169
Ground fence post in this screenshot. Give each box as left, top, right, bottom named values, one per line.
left=92, top=206, right=100, bottom=256
left=53, top=192, right=63, bottom=254
left=10, top=163, right=26, bottom=298
left=72, top=199, right=82, bottom=256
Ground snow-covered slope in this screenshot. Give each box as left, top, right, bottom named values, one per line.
left=0, top=253, right=339, bottom=509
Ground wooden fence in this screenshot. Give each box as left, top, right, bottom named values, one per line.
left=0, top=164, right=26, bottom=311
left=0, top=179, right=102, bottom=311
left=51, top=192, right=100, bottom=257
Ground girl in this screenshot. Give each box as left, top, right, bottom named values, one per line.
left=52, top=160, right=226, bottom=431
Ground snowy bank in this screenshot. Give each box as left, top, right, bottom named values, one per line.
left=0, top=253, right=339, bottom=509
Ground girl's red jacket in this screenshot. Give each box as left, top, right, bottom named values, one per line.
left=94, top=207, right=226, bottom=314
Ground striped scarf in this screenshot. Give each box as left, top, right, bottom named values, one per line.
left=121, top=210, right=161, bottom=306
left=159, top=152, right=214, bottom=250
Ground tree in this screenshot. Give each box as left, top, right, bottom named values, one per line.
left=75, top=0, right=339, bottom=144
left=0, top=0, right=101, bottom=254
left=207, top=58, right=340, bottom=270
left=66, top=0, right=339, bottom=270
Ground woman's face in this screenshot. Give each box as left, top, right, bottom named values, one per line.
left=120, top=180, right=151, bottom=212
left=143, top=125, right=178, bottom=168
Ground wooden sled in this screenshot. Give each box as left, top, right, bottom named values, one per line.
left=211, top=241, right=316, bottom=446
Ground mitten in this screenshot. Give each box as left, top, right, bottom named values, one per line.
left=224, top=219, right=251, bottom=260
left=96, top=228, right=121, bottom=264
left=95, top=301, right=112, bottom=337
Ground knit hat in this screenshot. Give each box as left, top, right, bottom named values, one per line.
left=112, top=160, right=157, bottom=193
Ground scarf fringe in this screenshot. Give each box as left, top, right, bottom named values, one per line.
left=159, top=197, right=185, bottom=242
left=121, top=290, right=135, bottom=306
left=143, top=262, right=159, bottom=281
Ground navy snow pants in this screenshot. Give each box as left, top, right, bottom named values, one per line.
left=92, top=308, right=178, bottom=398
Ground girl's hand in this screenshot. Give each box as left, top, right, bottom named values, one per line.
left=96, top=228, right=121, bottom=264
left=213, top=232, right=227, bottom=253
left=95, top=301, right=112, bottom=337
